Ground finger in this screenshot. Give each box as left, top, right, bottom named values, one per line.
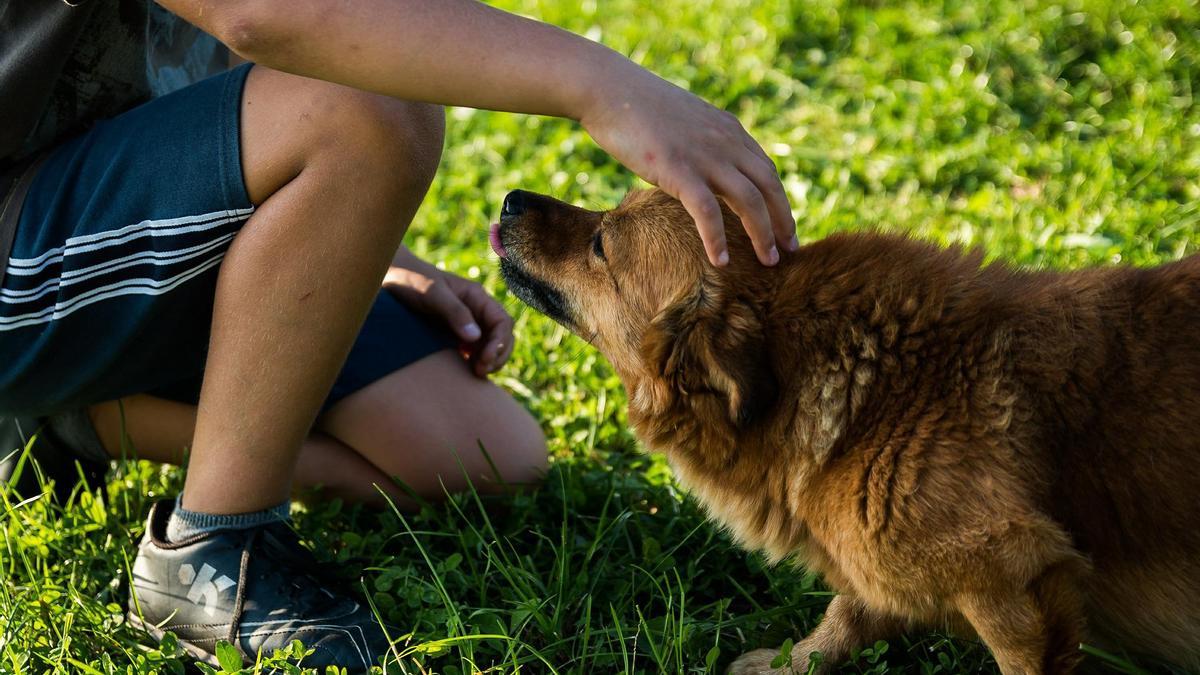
left=427, top=281, right=483, bottom=343
left=457, top=284, right=513, bottom=342
left=496, top=337, right=514, bottom=368
left=455, top=284, right=513, bottom=373
left=477, top=337, right=503, bottom=374
left=674, top=177, right=729, bottom=266
left=488, top=305, right=514, bottom=349
left=733, top=127, right=798, bottom=251
left=468, top=350, right=490, bottom=376
left=741, top=135, right=774, bottom=165
left=712, top=170, right=778, bottom=265
left=740, top=157, right=798, bottom=251
left=478, top=313, right=513, bottom=373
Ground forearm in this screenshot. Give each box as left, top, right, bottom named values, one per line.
left=164, top=0, right=644, bottom=120
left=161, top=0, right=796, bottom=268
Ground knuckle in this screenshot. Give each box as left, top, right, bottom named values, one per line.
left=751, top=158, right=782, bottom=184
left=655, top=173, right=684, bottom=198
left=733, top=182, right=761, bottom=206
left=706, top=126, right=731, bottom=146
left=694, top=198, right=720, bottom=218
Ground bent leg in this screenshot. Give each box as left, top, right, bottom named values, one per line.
left=88, top=394, right=401, bottom=504
left=181, top=66, right=444, bottom=514
left=88, top=351, right=547, bottom=504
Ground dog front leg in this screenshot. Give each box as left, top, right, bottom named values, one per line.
left=954, top=562, right=1085, bottom=675
left=728, top=593, right=906, bottom=674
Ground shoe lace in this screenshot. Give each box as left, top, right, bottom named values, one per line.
left=227, top=523, right=365, bottom=653
left=264, top=524, right=364, bottom=599
left=262, top=523, right=357, bottom=587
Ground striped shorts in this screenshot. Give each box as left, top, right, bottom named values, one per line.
left=0, top=64, right=453, bottom=417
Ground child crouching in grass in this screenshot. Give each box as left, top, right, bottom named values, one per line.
left=0, top=0, right=791, bottom=668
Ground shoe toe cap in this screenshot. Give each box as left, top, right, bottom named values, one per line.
left=242, top=615, right=392, bottom=671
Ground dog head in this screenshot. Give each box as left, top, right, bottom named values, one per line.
left=493, top=188, right=779, bottom=432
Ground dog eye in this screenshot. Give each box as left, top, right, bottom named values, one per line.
left=592, top=231, right=606, bottom=260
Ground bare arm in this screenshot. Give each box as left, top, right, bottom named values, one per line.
left=164, top=0, right=796, bottom=265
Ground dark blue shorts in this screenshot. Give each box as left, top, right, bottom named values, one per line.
left=0, top=64, right=455, bottom=417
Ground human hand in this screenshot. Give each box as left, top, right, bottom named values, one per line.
left=166, top=0, right=794, bottom=267
left=383, top=256, right=514, bottom=377
left=579, top=67, right=796, bottom=267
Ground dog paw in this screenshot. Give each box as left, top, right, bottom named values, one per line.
left=727, top=648, right=793, bottom=674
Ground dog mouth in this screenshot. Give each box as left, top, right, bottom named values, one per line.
left=499, top=256, right=575, bottom=329
left=493, top=199, right=578, bottom=329
left=489, top=222, right=508, bottom=258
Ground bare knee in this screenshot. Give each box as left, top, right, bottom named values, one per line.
left=317, top=350, right=550, bottom=499
left=474, top=405, right=549, bottom=491
left=328, top=93, right=445, bottom=190
left=440, top=395, right=547, bottom=496
left=303, top=88, right=445, bottom=199
left=240, top=67, right=445, bottom=203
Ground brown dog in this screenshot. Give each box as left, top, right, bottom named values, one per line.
left=492, top=187, right=1200, bottom=674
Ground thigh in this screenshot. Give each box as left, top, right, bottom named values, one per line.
left=89, top=349, right=548, bottom=499
left=89, top=348, right=547, bottom=499
left=143, top=289, right=458, bottom=410
left=0, top=61, right=444, bottom=418
left=89, top=287, right=546, bottom=494
left=0, top=64, right=256, bottom=416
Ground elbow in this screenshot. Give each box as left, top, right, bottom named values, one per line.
left=207, top=0, right=294, bottom=63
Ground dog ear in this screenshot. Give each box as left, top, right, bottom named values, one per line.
left=642, top=287, right=778, bottom=428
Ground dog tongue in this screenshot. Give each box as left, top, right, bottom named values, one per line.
left=489, top=222, right=507, bottom=258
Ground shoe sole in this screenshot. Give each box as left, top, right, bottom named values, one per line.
left=126, top=612, right=222, bottom=668
left=126, top=613, right=371, bottom=674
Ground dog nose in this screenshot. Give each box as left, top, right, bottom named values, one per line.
left=502, top=190, right=527, bottom=218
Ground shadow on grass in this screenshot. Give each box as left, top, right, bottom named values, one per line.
left=0, top=435, right=1169, bottom=674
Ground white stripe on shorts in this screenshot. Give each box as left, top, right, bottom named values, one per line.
left=0, top=253, right=227, bottom=332
left=0, top=233, right=237, bottom=305
left=5, top=206, right=253, bottom=275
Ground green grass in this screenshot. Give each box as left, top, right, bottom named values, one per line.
left=4, top=0, right=1200, bottom=672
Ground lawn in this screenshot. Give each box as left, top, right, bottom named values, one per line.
left=3, top=0, right=1200, bottom=672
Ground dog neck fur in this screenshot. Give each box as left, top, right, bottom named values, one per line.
left=621, top=265, right=864, bottom=563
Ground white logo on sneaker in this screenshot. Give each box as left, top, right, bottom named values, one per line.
left=178, top=563, right=236, bottom=616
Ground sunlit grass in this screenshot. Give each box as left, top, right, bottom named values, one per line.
left=3, top=0, right=1198, bottom=672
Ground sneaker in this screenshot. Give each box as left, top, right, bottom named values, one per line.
left=0, top=414, right=106, bottom=500
left=127, top=500, right=393, bottom=671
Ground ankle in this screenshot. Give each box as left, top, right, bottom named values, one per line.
left=165, top=495, right=290, bottom=542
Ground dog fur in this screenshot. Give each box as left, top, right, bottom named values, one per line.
left=496, top=188, right=1200, bottom=674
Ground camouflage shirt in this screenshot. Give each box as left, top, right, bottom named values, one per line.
left=0, top=0, right=229, bottom=165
